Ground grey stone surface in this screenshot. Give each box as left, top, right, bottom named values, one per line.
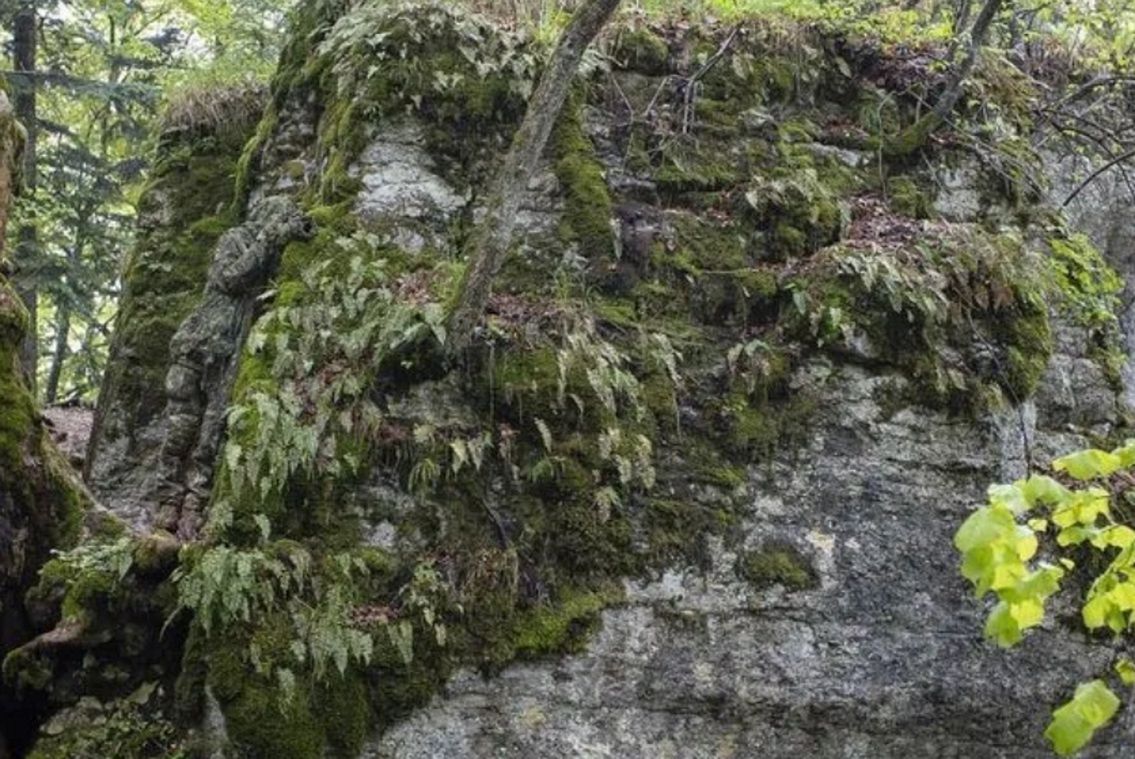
left=351, top=121, right=467, bottom=252
left=365, top=357, right=1131, bottom=758
left=1045, top=149, right=1135, bottom=415
left=359, top=144, right=1135, bottom=758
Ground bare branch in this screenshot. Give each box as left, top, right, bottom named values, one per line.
left=1062, top=148, right=1135, bottom=207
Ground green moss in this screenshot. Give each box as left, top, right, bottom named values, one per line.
left=887, top=175, right=933, bottom=219
left=232, top=102, right=279, bottom=212
left=553, top=92, right=616, bottom=262
left=1048, top=233, right=1123, bottom=329
left=645, top=497, right=734, bottom=570
left=691, top=462, right=747, bottom=490
left=312, top=672, right=371, bottom=757
left=721, top=393, right=780, bottom=457
left=218, top=676, right=323, bottom=758
left=2, top=645, right=53, bottom=690
left=654, top=139, right=745, bottom=195
left=744, top=166, right=844, bottom=260
left=641, top=372, right=678, bottom=434
left=299, top=2, right=533, bottom=200
left=737, top=543, right=818, bottom=591
left=205, top=621, right=330, bottom=759
left=132, top=532, right=181, bottom=576
left=0, top=321, right=34, bottom=474
left=101, top=130, right=252, bottom=441
left=26, top=691, right=182, bottom=759
left=488, top=346, right=563, bottom=425
left=997, top=297, right=1054, bottom=402
left=614, top=26, right=670, bottom=75
left=666, top=213, right=749, bottom=272
left=646, top=213, right=785, bottom=327
left=511, top=586, right=621, bottom=657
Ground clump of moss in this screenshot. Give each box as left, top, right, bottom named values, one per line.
left=308, top=1, right=535, bottom=198
left=654, top=138, right=746, bottom=196
left=511, top=586, right=621, bottom=657
left=645, top=213, right=784, bottom=327
left=743, top=167, right=844, bottom=260
left=613, top=26, right=670, bottom=75
left=887, top=174, right=933, bottom=219
left=553, top=92, right=616, bottom=263
left=27, top=685, right=183, bottom=759
left=202, top=612, right=374, bottom=759
left=0, top=281, right=34, bottom=474
left=996, top=295, right=1055, bottom=403
left=1048, top=232, right=1123, bottom=329
left=737, top=543, right=817, bottom=591
left=785, top=226, right=1055, bottom=412
left=644, top=496, right=735, bottom=570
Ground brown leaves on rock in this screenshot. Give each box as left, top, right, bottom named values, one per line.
left=845, top=195, right=923, bottom=249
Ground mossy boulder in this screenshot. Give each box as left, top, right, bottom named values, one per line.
left=25, top=5, right=1118, bottom=758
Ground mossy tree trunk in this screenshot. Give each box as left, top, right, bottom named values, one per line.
left=888, top=0, right=1006, bottom=157
left=446, top=0, right=623, bottom=353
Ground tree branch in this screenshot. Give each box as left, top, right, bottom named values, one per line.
left=446, top=0, right=624, bottom=354
left=888, top=0, right=1006, bottom=156
left=1062, top=148, right=1135, bottom=207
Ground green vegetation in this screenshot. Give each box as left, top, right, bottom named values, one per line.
left=737, top=544, right=817, bottom=591
left=10, top=0, right=1135, bottom=757
left=956, top=441, right=1135, bottom=755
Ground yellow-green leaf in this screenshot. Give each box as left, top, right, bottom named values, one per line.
left=1053, top=449, right=1122, bottom=481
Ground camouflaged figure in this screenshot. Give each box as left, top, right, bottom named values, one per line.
left=154, top=196, right=312, bottom=539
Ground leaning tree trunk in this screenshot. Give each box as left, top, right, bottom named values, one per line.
left=446, top=0, right=623, bottom=353
left=888, top=0, right=1006, bottom=156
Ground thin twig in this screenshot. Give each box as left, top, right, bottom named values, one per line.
left=681, top=25, right=741, bottom=134
left=1049, top=119, right=1135, bottom=205
left=1063, top=148, right=1135, bottom=207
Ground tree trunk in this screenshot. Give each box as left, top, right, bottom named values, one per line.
left=44, top=303, right=70, bottom=404
left=889, top=0, right=1005, bottom=157
left=446, top=0, right=623, bottom=354
left=12, top=1, right=38, bottom=390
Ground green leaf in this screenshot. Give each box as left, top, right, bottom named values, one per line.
left=1113, top=440, right=1135, bottom=468
left=253, top=514, right=271, bottom=542
left=1082, top=594, right=1109, bottom=629
left=1019, top=475, right=1071, bottom=507
left=954, top=506, right=1013, bottom=552
left=988, top=483, right=1029, bottom=515
left=1116, top=658, right=1135, bottom=687
left=1045, top=680, right=1120, bottom=756
left=1053, top=449, right=1122, bottom=480
left=984, top=601, right=1023, bottom=647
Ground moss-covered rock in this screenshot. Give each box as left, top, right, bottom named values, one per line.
left=87, top=92, right=261, bottom=500
left=737, top=543, right=818, bottom=591
left=1, top=140, right=89, bottom=756
left=553, top=91, right=617, bottom=270
left=38, top=5, right=1114, bottom=758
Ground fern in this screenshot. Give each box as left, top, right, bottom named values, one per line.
left=223, top=234, right=452, bottom=512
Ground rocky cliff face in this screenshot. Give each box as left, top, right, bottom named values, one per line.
left=15, top=2, right=1135, bottom=757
